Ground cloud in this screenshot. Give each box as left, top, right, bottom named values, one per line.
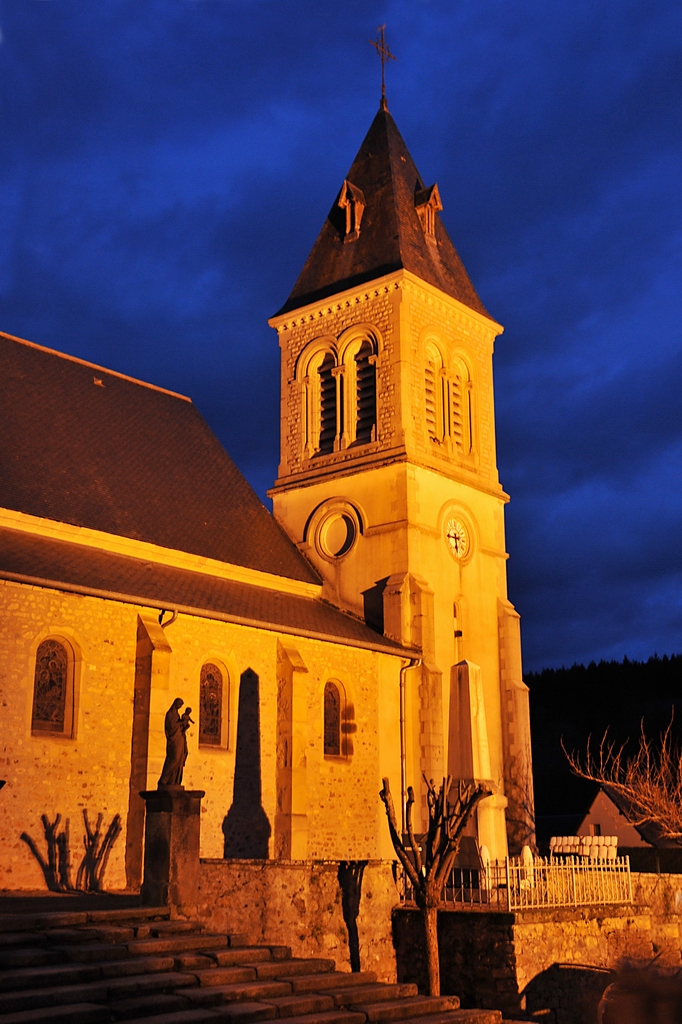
left=1, top=0, right=681, bottom=671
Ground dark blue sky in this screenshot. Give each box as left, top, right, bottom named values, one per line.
left=1, top=1, right=680, bottom=671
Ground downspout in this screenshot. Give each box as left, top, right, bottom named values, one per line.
left=399, top=656, right=422, bottom=835
left=158, top=608, right=178, bottom=629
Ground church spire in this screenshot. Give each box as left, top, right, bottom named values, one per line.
left=276, top=106, right=489, bottom=319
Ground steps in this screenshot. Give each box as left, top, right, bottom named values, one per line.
left=0, top=908, right=502, bottom=1024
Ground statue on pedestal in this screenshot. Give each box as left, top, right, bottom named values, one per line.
left=158, top=697, right=192, bottom=787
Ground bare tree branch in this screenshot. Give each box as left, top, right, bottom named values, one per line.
left=380, top=774, right=492, bottom=995
left=565, top=717, right=682, bottom=845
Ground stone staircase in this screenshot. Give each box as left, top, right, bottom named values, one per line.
left=0, top=907, right=502, bottom=1024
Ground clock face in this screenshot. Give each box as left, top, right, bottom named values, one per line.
left=445, top=517, right=469, bottom=560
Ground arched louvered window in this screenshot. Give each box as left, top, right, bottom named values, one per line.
left=425, top=345, right=473, bottom=455
left=467, top=388, right=473, bottom=452
left=318, top=353, right=337, bottom=454
left=448, top=373, right=464, bottom=451
left=425, top=359, right=438, bottom=439
left=199, top=662, right=223, bottom=746
left=425, top=353, right=447, bottom=442
left=324, top=681, right=341, bottom=756
left=355, top=342, right=376, bottom=444
left=32, top=639, right=71, bottom=734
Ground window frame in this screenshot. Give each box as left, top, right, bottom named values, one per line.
left=423, top=338, right=475, bottom=460
left=296, top=327, right=382, bottom=460
left=297, top=341, right=339, bottom=457
left=338, top=328, right=379, bottom=448
left=196, top=659, right=231, bottom=751
left=322, top=678, right=355, bottom=761
left=30, top=634, right=78, bottom=739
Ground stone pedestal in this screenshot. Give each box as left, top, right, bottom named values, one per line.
left=140, top=786, right=204, bottom=917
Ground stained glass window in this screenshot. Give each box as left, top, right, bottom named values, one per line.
left=200, top=663, right=223, bottom=745
left=32, top=639, right=69, bottom=733
left=324, top=681, right=341, bottom=756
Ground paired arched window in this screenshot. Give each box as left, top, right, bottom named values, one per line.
left=425, top=344, right=473, bottom=455
left=300, top=334, right=378, bottom=457
left=32, top=638, right=73, bottom=735
left=199, top=662, right=227, bottom=747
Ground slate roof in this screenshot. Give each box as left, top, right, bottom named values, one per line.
left=277, top=105, right=489, bottom=318
left=0, top=527, right=409, bottom=655
left=0, top=332, right=319, bottom=584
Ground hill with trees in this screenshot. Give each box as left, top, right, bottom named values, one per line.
left=526, top=653, right=682, bottom=835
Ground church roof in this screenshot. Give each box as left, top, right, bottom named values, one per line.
left=0, top=332, right=319, bottom=585
left=0, top=527, right=410, bottom=655
left=277, top=105, right=489, bottom=318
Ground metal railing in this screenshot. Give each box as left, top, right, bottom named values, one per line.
left=399, top=854, right=632, bottom=912
left=506, top=854, right=632, bottom=910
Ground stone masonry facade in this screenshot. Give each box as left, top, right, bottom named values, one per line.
left=0, top=576, right=399, bottom=891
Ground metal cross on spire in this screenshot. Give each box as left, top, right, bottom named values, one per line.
left=370, top=25, right=396, bottom=110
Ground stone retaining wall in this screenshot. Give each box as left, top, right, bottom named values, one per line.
left=394, top=872, right=682, bottom=1024
left=196, top=866, right=682, bottom=1023
left=197, top=858, right=398, bottom=983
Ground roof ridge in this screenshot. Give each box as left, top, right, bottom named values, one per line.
left=384, top=108, right=419, bottom=270
left=0, top=330, right=192, bottom=402
left=382, top=108, right=405, bottom=265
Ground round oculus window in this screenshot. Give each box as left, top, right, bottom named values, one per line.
left=318, top=512, right=357, bottom=558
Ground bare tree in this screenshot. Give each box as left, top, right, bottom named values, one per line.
left=380, top=775, right=491, bottom=996
left=566, top=720, right=682, bottom=844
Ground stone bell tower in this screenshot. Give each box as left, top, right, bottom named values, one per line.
left=268, top=101, right=534, bottom=858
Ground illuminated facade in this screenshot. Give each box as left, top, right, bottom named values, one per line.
left=0, top=103, right=533, bottom=891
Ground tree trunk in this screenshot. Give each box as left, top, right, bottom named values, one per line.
left=422, top=903, right=440, bottom=996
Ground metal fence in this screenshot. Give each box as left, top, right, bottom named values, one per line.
left=505, top=854, right=632, bottom=910
left=399, top=854, right=632, bottom=912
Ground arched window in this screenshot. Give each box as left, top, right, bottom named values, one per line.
left=448, top=372, right=464, bottom=450
left=425, top=346, right=445, bottom=442
left=324, top=681, right=341, bottom=756
left=318, top=353, right=337, bottom=454
left=199, top=662, right=223, bottom=746
left=354, top=342, right=376, bottom=444
left=32, top=638, right=71, bottom=734
left=425, top=346, right=473, bottom=455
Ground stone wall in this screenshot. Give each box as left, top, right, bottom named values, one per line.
left=0, top=579, right=139, bottom=891
left=394, top=873, right=682, bottom=1024
left=198, top=858, right=398, bottom=983
left=1, top=575, right=403, bottom=891
left=631, top=871, right=682, bottom=956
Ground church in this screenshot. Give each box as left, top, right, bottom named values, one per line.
left=0, top=99, right=534, bottom=893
